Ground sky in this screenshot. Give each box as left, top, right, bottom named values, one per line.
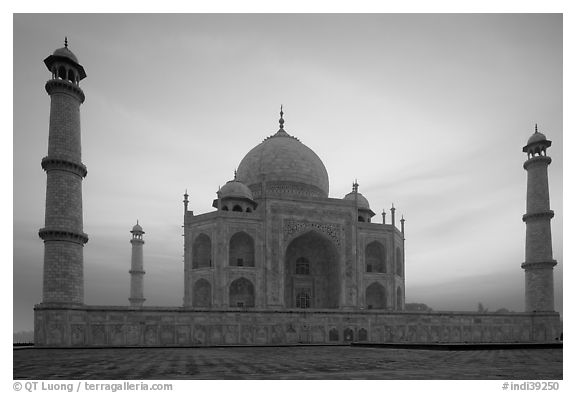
left=12, top=13, right=563, bottom=332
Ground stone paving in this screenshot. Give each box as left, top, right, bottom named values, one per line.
left=13, top=346, right=562, bottom=380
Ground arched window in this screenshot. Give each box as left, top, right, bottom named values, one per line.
left=67, top=69, right=75, bottom=83
left=229, top=277, right=255, bottom=307
left=358, top=328, right=368, bottom=342
left=396, top=247, right=403, bottom=276
left=358, top=216, right=365, bottom=222
left=396, top=286, right=403, bottom=310
left=295, top=257, right=310, bottom=275
left=232, top=205, right=243, bottom=212
left=366, top=282, right=386, bottom=309
left=222, top=206, right=229, bottom=211
left=192, top=279, right=211, bottom=308
left=246, top=207, right=252, bottom=213
left=192, top=233, right=211, bottom=268
left=343, top=328, right=354, bottom=342
left=229, top=232, right=255, bottom=267
left=295, top=290, right=311, bottom=309
left=366, top=241, right=386, bottom=273
left=58, top=66, right=66, bottom=80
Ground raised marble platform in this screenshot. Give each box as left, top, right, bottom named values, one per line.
left=34, top=304, right=561, bottom=347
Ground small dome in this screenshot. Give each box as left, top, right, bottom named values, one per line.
left=527, top=131, right=547, bottom=145
left=343, top=191, right=371, bottom=210
left=131, top=223, right=143, bottom=233
left=53, top=46, right=80, bottom=64
left=220, top=179, right=254, bottom=200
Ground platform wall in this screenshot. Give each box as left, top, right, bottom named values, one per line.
left=34, top=305, right=561, bottom=347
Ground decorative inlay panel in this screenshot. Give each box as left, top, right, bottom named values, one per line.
left=284, top=219, right=341, bottom=246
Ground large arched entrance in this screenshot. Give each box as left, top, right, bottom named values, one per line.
left=284, top=231, right=340, bottom=309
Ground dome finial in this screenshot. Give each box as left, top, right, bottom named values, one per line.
left=234, top=169, right=237, bottom=180
left=352, top=179, right=359, bottom=193
left=64, top=37, right=68, bottom=48
left=535, top=123, right=538, bottom=134
left=279, top=105, right=285, bottom=130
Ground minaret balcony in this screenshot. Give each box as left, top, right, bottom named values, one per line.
left=45, top=78, right=85, bottom=103
left=521, top=259, right=557, bottom=269
left=523, top=155, right=552, bottom=170
left=522, top=210, right=554, bottom=222
left=41, top=156, right=87, bottom=178
left=39, top=228, right=88, bottom=244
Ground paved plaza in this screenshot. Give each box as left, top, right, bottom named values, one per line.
left=13, top=345, right=562, bottom=380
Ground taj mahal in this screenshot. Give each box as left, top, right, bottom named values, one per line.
left=34, top=41, right=561, bottom=346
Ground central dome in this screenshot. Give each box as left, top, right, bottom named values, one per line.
left=236, top=114, right=329, bottom=198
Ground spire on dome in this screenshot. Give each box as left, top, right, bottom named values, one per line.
left=535, top=123, right=538, bottom=133
left=279, top=105, right=285, bottom=131
left=65, top=37, right=68, bottom=48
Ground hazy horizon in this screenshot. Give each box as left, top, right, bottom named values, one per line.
left=13, top=13, right=562, bottom=332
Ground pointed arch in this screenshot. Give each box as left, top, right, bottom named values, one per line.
left=192, top=279, right=212, bottom=308
left=343, top=328, right=354, bottom=342
left=229, top=231, right=255, bottom=267
left=192, top=233, right=211, bottom=268
left=366, top=241, right=386, bottom=273
left=229, top=277, right=255, bottom=307
left=366, top=282, right=386, bottom=309
left=67, top=69, right=76, bottom=83
left=358, top=328, right=368, bottom=342
left=58, top=66, right=66, bottom=80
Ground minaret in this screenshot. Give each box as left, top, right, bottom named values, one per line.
left=183, top=189, right=189, bottom=215
left=129, top=221, right=146, bottom=307
left=390, top=204, right=396, bottom=228
left=39, top=39, right=88, bottom=305
left=521, top=124, right=557, bottom=312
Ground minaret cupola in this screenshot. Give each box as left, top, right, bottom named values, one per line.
left=523, top=124, right=552, bottom=158
left=44, top=37, right=87, bottom=86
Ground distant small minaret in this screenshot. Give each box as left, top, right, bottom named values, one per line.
left=390, top=204, right=396, bottom=228
left=183, top=189, right=189, bottom=215
left=129, top=221, right=146, bottom=307
left=521, top=124, right=556, bottom=312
